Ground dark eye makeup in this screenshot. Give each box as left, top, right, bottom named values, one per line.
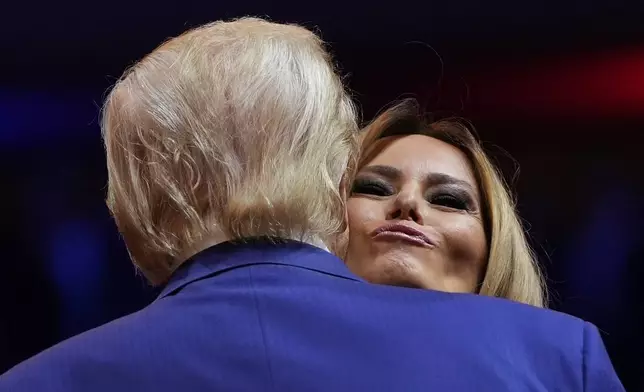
left=427, top=189, right=473, bottom=211
left=352, top=176, right=476, bottom=212
left=351, top=177, right=394, bottom=197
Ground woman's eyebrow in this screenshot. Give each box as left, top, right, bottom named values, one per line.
left=361, top=166, right=476, bottom=194
left=425, top=172, right=474, bottom=191
left=361, top=165, right=402, bottom=179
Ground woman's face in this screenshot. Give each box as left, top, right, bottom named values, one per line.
left=345, top=134, right=487, bottom=292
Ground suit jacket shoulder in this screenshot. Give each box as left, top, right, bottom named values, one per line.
left=0, top=240, right=624, bottom=392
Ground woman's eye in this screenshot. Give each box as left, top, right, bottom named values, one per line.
left=430, top=194, right=468, bottom=210
left=351, top=179, right=393, bottom=197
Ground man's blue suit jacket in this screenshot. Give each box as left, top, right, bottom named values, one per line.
left=0, top=240, right=624, bottom=391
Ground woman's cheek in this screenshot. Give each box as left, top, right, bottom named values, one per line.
left=441, top=219, right=487, bottom=266
left=348, top=199, right=381, bottom=232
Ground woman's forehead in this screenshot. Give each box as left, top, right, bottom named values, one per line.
left=365, top=134, right=477, bottom=186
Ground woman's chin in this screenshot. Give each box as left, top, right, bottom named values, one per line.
left=366, top=253, right=433, bottom=289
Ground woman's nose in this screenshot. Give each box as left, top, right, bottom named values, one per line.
left=387, top=188, right=425, bottom=225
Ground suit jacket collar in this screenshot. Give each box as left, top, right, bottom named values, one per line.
left=157, top=238, right=363, bottom=300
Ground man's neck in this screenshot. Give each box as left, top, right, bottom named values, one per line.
left=180, top=231, right=330, bottom=263
left=300, top=235, right=330, bottom=252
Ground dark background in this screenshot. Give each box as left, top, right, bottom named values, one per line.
left=1, top=1, right=643, bottom=389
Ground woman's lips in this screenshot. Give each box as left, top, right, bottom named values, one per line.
left=372, top=223, right=435, bottom=248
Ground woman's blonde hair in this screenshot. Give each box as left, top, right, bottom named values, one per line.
left=102, top=17, right=359, bottom=285
left=356, top=99, right=546, bottom=307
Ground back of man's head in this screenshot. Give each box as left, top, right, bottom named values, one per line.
left=102, top=17, right=358, bottom=284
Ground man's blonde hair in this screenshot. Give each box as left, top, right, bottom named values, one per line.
left=356, top=100, right=546, bottom=307
left=102, top=17, right=359, bottom=285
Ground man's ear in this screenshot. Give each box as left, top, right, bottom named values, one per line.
left=329, top=225, right=349, bottom=260
left=329, top=174, right=350, bottom=260
left=339, top=173, right=350, bottom=225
